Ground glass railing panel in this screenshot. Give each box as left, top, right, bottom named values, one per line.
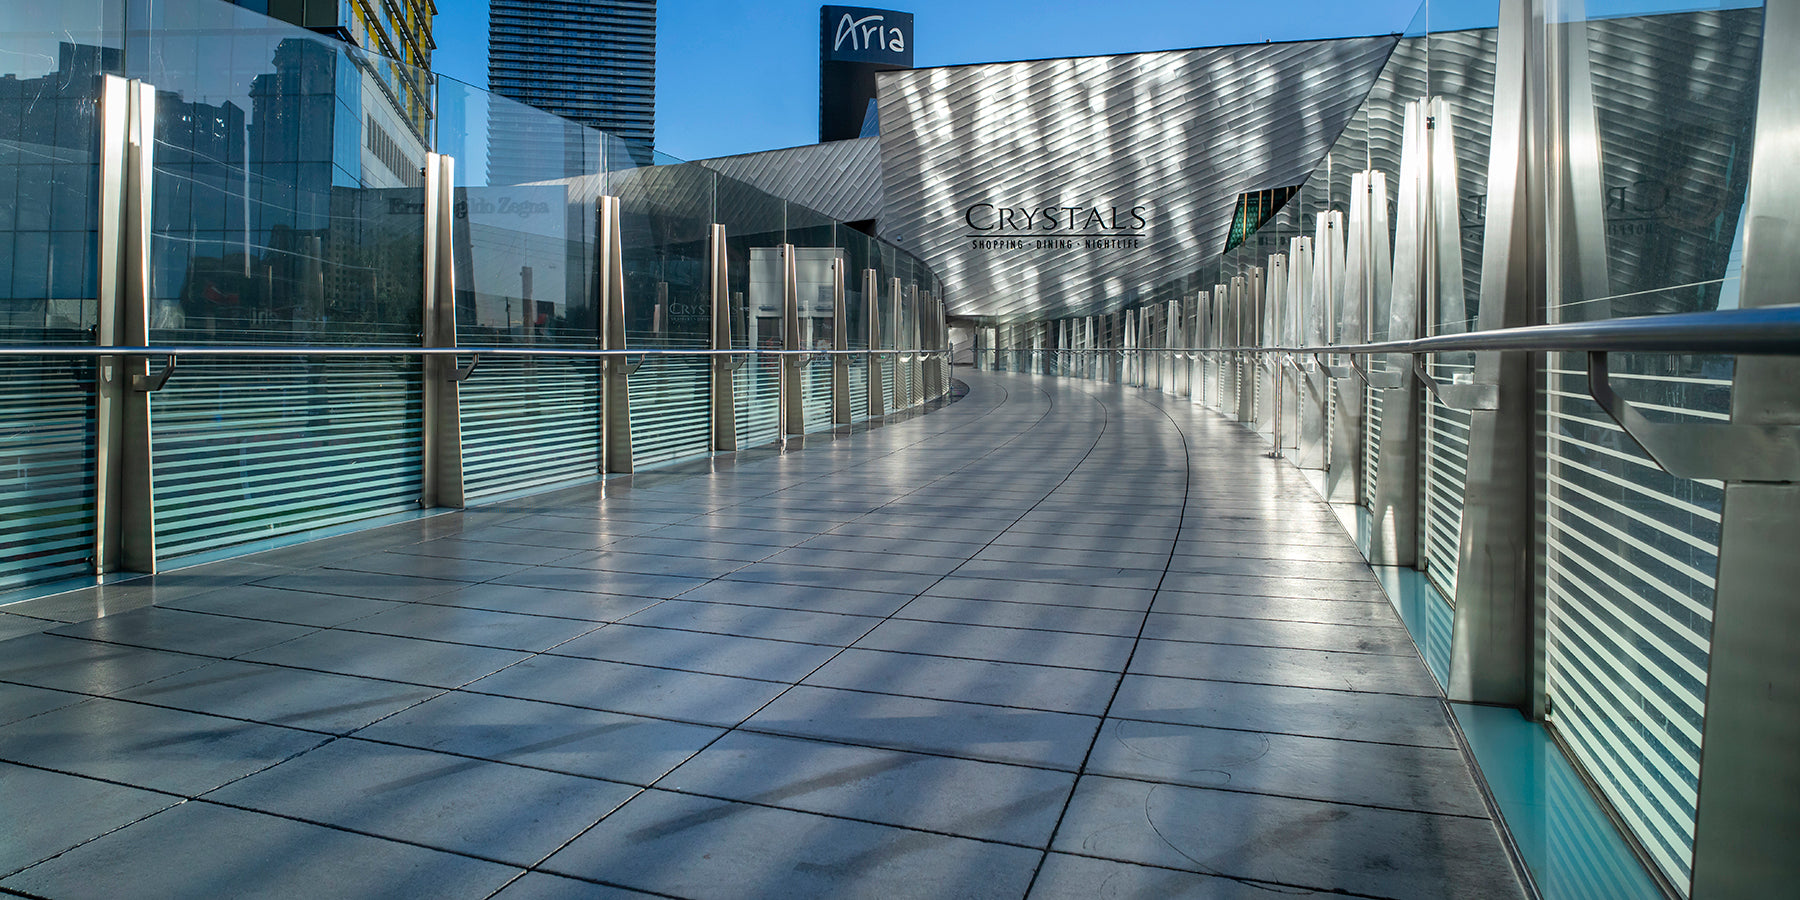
left=0, top=349, right=99, bottom=591
left=787, top=203, right=838, bottom=433
left=1541, top=3, right=1764, bottom=892
left=716, top=173, right=785, bottom=450
left=150, top=355, right=423, bottom=559
left=842, top=230, right=872, bottom=423
left=0, top=6, right=113, bottom=590
left=137, top=3, right=427, bottom=560
left=1418, top=0, right=1501, bottom=601
left=0, top=0, right=947, bottom=589
left=1308, top=17, right=1422, bottom=509
left=619, top=161, right=713, bottom=466
left=437, top=74, right=606, bottom=497
left=878, top=244, right=899, bottom=397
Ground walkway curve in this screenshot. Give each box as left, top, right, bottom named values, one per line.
left=0, top=370, right=1527, bottom=900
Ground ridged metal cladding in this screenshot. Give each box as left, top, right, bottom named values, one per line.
left=1319, top=8, right=1759, bottom=328
left=697, top=138, right=884, bottom=224
left=874, top=36, right=1397, bottom=322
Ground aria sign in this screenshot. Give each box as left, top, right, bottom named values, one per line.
left=822, top=6, right=913, bottom=66
left=963, top=202, right=1149, bottom=251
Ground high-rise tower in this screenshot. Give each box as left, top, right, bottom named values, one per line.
left=488, top=0, right=657, bottom=151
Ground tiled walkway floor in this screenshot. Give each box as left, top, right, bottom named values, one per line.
left=0, top=372, right=1526, bottom=900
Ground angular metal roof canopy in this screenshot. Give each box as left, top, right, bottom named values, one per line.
left=697, top=138, right=884, bottom=225
left=874, top=36, right=1397, bottom=321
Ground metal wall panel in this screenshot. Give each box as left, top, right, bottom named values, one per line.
left=876, top=37, right=1396, bottom=321
left=697, top=139, right=883, bottom=225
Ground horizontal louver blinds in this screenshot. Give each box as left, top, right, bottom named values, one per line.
left=849, top=356, right=870, bottom=424
left=1423, top=379, right=1473, bottom=601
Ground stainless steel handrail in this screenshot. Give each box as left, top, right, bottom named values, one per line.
left=977, top=305, right=1800, bottom=357
left=976, top=304, right=1800, bottom=481
left=0, top=346, right=946, bottom=359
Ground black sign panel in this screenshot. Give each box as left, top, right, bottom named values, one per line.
left=821, top=6, right=913, bottom=65
left=819, top=6, right=914, bottom=142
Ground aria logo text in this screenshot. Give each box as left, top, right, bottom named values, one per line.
left=834, top=13, right=905, bottom=55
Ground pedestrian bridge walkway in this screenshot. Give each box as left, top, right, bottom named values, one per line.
left=0, top=371, right=1524, bottom=899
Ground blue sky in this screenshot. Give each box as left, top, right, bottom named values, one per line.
left=431, top=0, right=1426, bottom=161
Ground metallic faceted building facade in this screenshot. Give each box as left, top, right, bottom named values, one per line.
left=875, top=37, right=1396, bottom=321
left=488, top=0, right=657, bottom=149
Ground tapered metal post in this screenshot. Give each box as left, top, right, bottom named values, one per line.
left=1691, top=0, right=1800, bottom=892
left=421, top=153, right=464, bottom=508
left=1330, top=172, right=1384, bottom=505
left=1165, top=300, right=1181, bottom=394
left=865, top=269, right=885, bottom=418
left=710, top=224, right=737, bottom=451
left=1234, top=276, right=1255, bottom=424
left=1301, top=219, right=1336, bottom=465
left=1448, top=0, right=1544, bottom=708
left=781, top=244, right=804, bottom=435
left=1125, top=309, right=1138, bottom=386
left=1085, top=317, right=1096, bottom=380
left=1369, top=100, right=1429, bottom=567
left=1213, top=284, right=1229, bottom=411
left=889, top=277, right=904, bottom=410
left=600, top=195, right=632, bottom=473
left=832, top=258, right=850, bottom=425
left=1266, top=255, right=1290, bottom=444
left=908, top=284, right=923, bottom=401
left=95, top=76, right=158, bottom=574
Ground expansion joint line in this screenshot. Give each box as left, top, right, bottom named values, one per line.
left=485, top=378, right=1078, bottom=899
left=1021, top=381, right=1314, bottom=897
